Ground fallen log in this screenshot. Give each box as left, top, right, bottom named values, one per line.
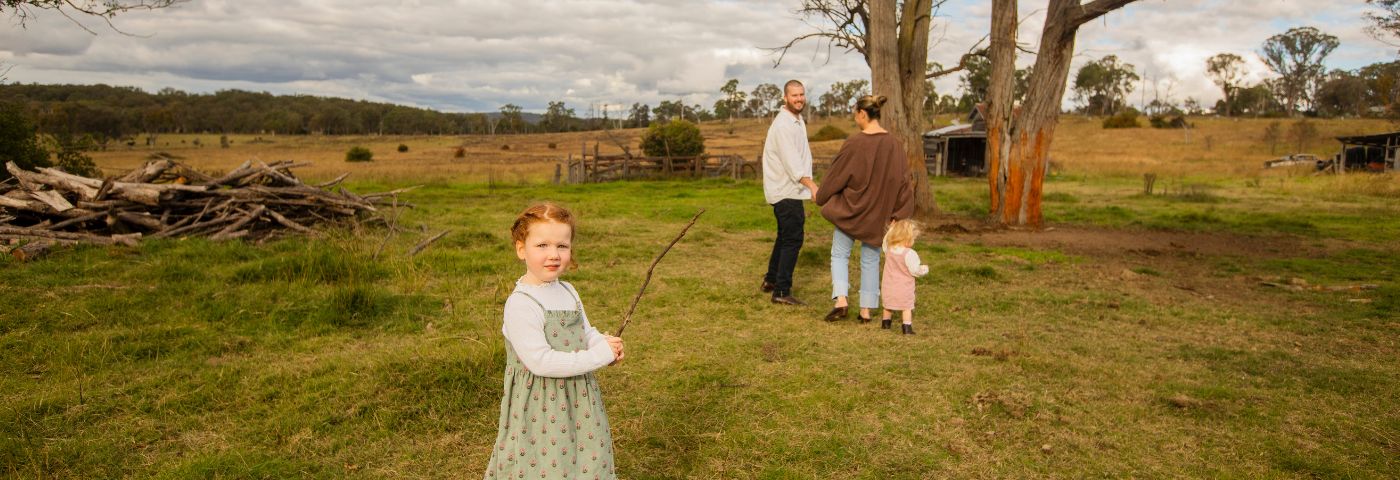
left=11, top=240, right=54, bottom=262
left=0, top=226, right=140, bottom=246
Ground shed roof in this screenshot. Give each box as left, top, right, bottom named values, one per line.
left=1336, top=131, right=1400, bottom=148
left=924, top=124, right=975, bottom=138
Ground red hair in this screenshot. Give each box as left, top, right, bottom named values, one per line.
left=510, top=202, right=578, bottom=269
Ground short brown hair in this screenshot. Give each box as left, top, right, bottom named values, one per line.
left=783, top=79, right=804, bottom=94
left=510, top=202, right=579, bottom=270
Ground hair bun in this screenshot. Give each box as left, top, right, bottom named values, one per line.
left=875, top=95, right=888, bottom=108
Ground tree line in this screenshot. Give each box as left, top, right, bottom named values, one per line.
left=1066, top=26, right=1400, bottom=119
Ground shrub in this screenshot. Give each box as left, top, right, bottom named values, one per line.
left=1102, top=110, right=1141, bottom=129
left=454, top=146, right=466, bottom=158
left=500, top=144, right=510, bottom=151
left=56, top=150, right=100, bottom=178
left=548, top=142, right=557, bottom=149
left=397, top=144, right=409, bottom=153
left=0, top=103, right=52, bottom=181
left=1149, top=115, right=1189, bottom=129
left=345, top=146, right=373, bottom=162
left=640, top=119, right=704, bottom=157
left=809, top=124, right=848, bottom=142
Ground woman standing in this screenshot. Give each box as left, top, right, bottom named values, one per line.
left=815, top=95, right=915, bottom=323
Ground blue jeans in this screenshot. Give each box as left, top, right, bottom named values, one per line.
left=831, top=227, right=880, bottom=309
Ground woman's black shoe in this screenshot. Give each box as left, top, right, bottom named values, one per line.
left=880, top=319, right=892, bottom=329
left=858, top=314, right=871, bottom=324
left=901, top=324, right=914, bottom=335
left=823, top=306, right=848, bottom=322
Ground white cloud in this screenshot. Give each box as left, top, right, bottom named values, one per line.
left=1, top=0, right=1393, bottom=113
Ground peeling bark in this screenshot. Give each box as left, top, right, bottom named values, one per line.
left=986, top=0, right=1138, bottom=227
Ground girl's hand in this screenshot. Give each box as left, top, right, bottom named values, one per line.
left=606, top=335, right=624, bottom=365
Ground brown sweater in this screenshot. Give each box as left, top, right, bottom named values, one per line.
left=815, top=132, right=914, bottom=245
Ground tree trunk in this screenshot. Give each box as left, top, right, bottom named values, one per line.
left=898, top=0, right=934, bottom=214
left=987, top=0, right=1138, bottom=227
left=986, top=0, right=1017, bottom=221
left=868, top=0, right=935, bottom=214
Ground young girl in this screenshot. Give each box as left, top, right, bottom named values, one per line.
left=880, top=219, right=930, bottom=335
left=486, top=203, right=624, bottom=480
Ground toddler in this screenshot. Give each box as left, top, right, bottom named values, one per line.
left=880, top=219, right=929, bottom=335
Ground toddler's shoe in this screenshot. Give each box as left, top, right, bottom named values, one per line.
left=880, top=319, right=892, bottom=329
left=901, top=324, right=915, bottom=335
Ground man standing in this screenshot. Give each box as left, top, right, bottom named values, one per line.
left=761, top=80, right=818, bottom=305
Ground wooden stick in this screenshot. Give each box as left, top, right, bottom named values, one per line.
left=407, top=229, right=450, bottom=257
left=615, top=209, right=704, bottom=337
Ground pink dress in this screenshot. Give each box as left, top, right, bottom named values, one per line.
left=882, top=248, right=917, bottom=311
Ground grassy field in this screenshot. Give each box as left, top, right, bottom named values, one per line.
left=5, top=117, right=1399, bottom=478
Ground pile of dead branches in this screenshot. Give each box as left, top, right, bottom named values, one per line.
left=2, top=159, right=410, bottom=257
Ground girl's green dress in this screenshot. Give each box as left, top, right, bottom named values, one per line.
left=485, top=288, right=615, bottom=480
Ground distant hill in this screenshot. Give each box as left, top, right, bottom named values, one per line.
left=0, top=83, right=545, bottom=137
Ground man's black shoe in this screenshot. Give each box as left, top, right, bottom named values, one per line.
left=771, top=295, right=806, bottom=306
left=761, top=280, right=775, bottom=293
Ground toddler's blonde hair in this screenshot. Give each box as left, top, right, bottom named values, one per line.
left=884, top=219, right=920, bottom=249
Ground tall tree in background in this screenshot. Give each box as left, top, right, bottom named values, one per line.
left=985, top=0, right=1139, bottom=228
left=1205, top=53, right=1247, bottom=117
left=498, top=104, right=524, bottom=134
left=776, top=0, right=944, bottom=213
left=717, top=79, right=746, bottom=121
left=541, top=101, right=576, bottom=132
left=1260, top=26, right=1339, bottom=117
left=1359, top=60, right=1400, bottom=117
left=956, top=52, right=1030, bottom=112
left=751, top=83, right=783, bottom=117
left=1072, top=55, right=1139, bottom=115
left=627, top=103, right=650, bottom=128
left=1314, top=69, right=1369, bottom=118
left=835, top=79, right=871, bottom=113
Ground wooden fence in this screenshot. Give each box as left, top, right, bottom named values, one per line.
left=557, top=142, right=758, bottom=183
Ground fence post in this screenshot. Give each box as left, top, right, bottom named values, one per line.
left=554, top=162, right=562, bottom=185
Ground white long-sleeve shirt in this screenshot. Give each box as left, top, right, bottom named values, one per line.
left=886, top=246, right=929, bottom=276
left=762, top=108, right=814, bottom=204
left=502, top=279, right=614, bottom=378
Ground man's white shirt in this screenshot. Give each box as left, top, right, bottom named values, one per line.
left=762, top=108, right=814, bottom=204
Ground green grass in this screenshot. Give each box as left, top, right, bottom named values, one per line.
left=3, top=178, right=1398, bottom=478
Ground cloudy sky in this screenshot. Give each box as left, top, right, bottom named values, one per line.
left=1, top=0, right=1395, bottom=115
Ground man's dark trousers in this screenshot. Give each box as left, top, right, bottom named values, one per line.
left=764, top=198, right=804, bottom=297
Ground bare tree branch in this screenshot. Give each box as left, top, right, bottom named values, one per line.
left=766, top=0, right=872, bottom=67
left=1069, top=0, right=1139, bottom=28
left=3, top=0, right=184, bottom=35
